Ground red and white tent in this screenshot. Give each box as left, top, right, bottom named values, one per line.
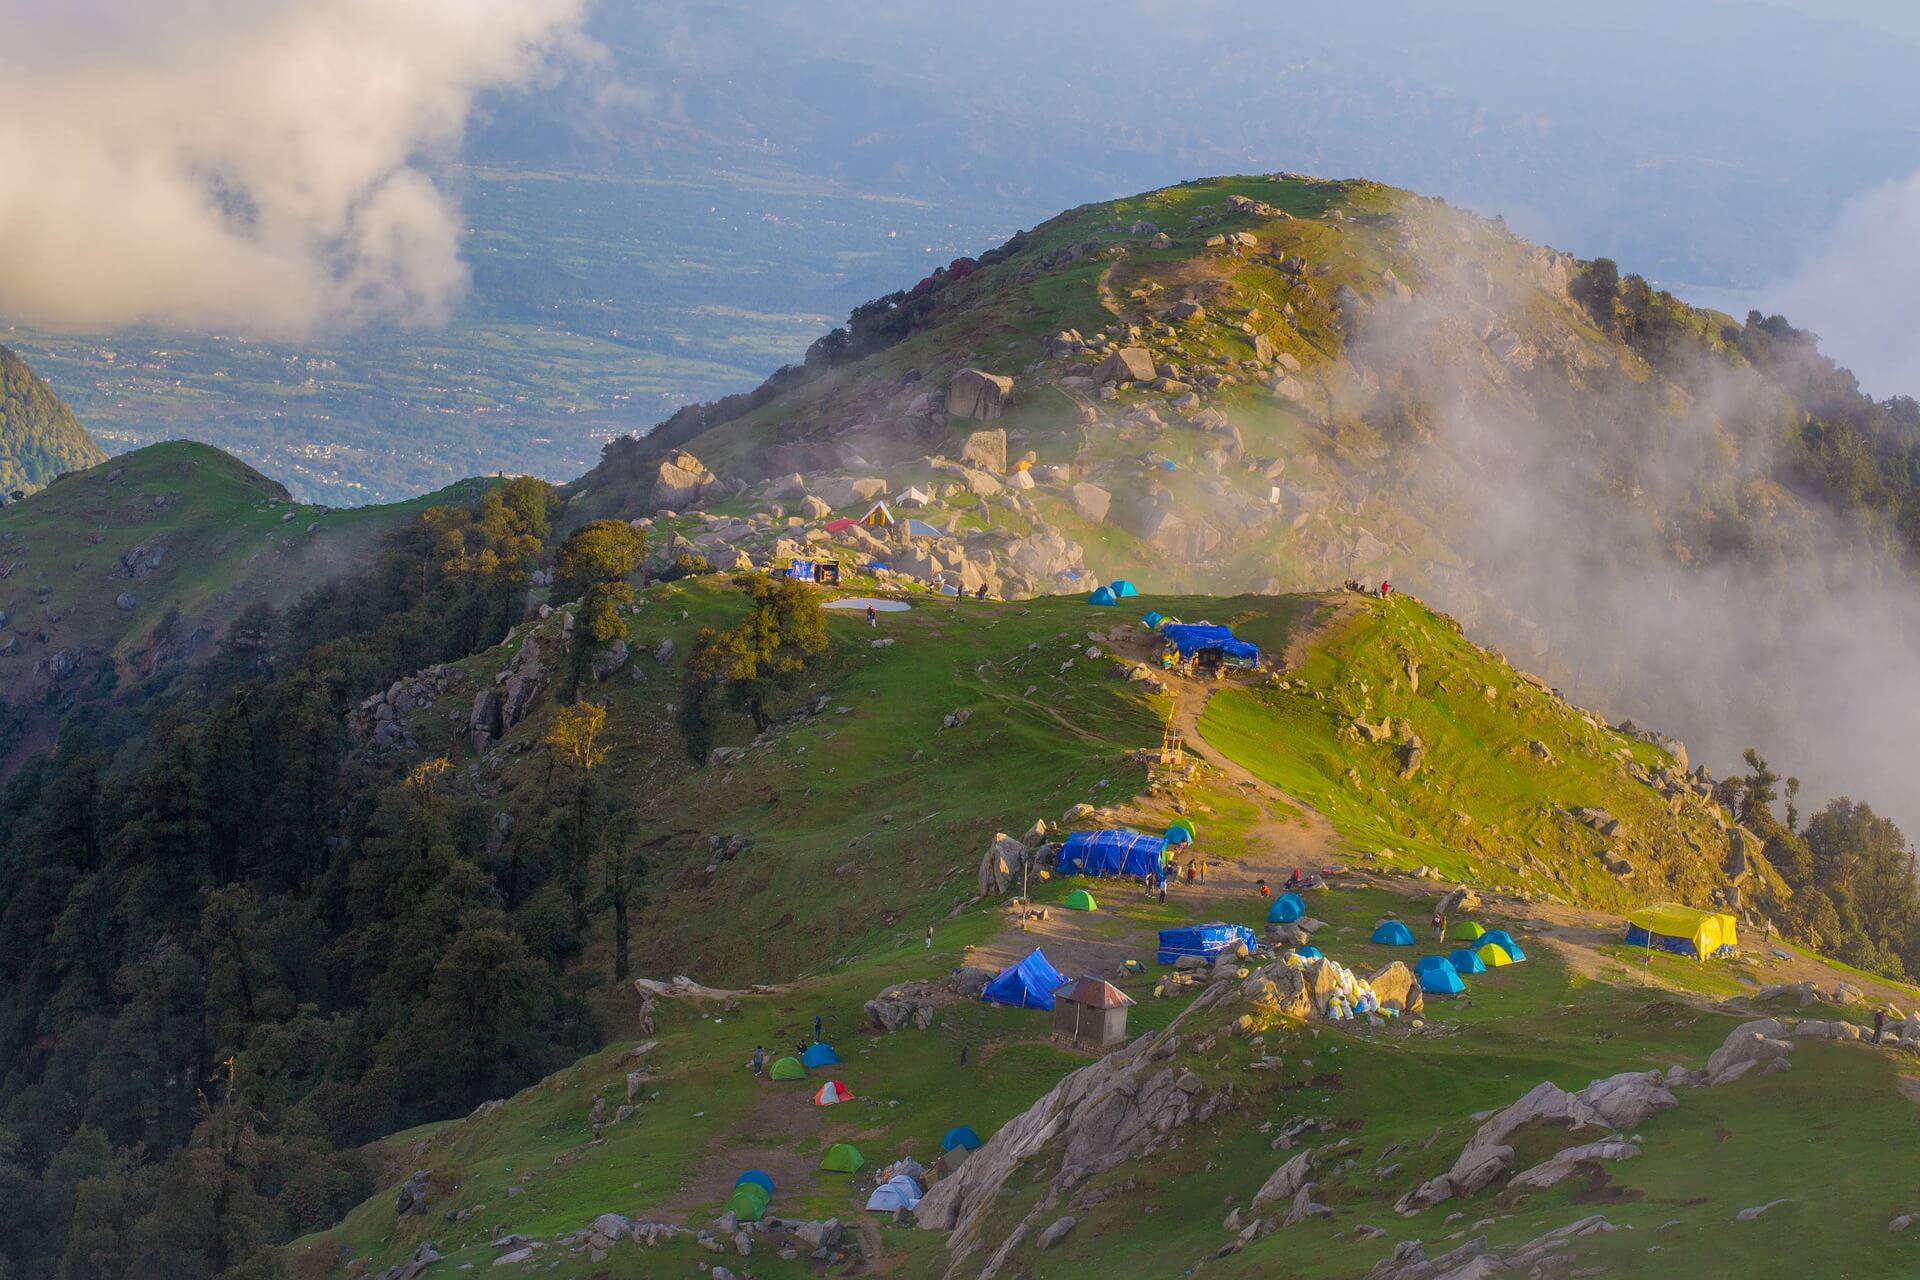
left=813, top=1080, right=854, bottom=1106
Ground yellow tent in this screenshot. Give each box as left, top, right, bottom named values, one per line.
left=1625, top=904, right=1738, bottom=961
left=1475, top=942, right=1514, bottom=968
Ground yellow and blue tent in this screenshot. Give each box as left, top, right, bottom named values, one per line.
left=1624, top=904, right=1738, bottom=961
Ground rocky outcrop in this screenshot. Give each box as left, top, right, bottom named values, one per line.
left=1069, top=483, right=1112, bottom=525
left=1396, top=1070, right=1674, bottom=1213
left=1705, top=1019, right=1794, bottom=1085
left=948, top=369, right=1014, bottom=421
left=979, top=832, right=1026, bottom=895
left=1092, top=347, right=1156, bottom=385
left=957, top=428, right=1008, bottom=473
left=1365, top=961, right=1424, bottom=1015
left=915, top=985, right=1232, bottom=1265
left=1507, top=1139, right=1640, bottom=1190
left=650, top=451, right=716, bottom=511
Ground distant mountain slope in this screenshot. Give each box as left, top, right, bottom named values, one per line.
left=0, top=439, right=486, bottom=762
left=570, top=172, right=1920, bottom=833
left=0, top=343, right=106, bottom=493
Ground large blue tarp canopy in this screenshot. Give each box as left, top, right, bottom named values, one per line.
left=1058, top=830, right=1168, bottom=879
left=981, top=949, right=1069, bottom=1010
left=1161, top=623, right=1260, bottom=664
left=1157, top=922, right=1258, bottom=966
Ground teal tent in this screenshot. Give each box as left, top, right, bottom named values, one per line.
left=801, top=1042, right=840, bottom=1068
left=941, top=1125, right=983, bottom=1152
left=1415, top=955, right=1466, bottom=995
left=1371, top=920, right=1416, bottom=946
left=1141, top=611, right=1166, bottom=630
left=1294, top=945, right=1323, bottom=959
left=1449, top=948, right=1488, bottom=974
left=1267, top=892, right=1306, bottom=924
left=1087, top=586, right=1119, bottom=606
left=1110, top=579, right=1140, bottom=597
left=1482, top=930, right=1526, bottom=961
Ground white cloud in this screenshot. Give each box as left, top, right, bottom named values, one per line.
left=0, top=0, right=585, bottom=336
left=1773, top=168, right=1920, bottom=399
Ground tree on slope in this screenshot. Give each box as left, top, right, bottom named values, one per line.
left=678, top=574, right=829, bottom=762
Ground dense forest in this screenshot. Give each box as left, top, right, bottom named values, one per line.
left=0, top=479, right=611, bottom=1279
left=0, top=345, right=106, bottom=495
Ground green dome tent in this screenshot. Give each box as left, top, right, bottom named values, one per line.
left=821, top=1143, right=865, bottom=1173
left=1064, top=889, right=1098, bottom=911
left=769, top=1056, right=806, bottom=1081
left=1449, top=920, right=1487, bottom=942
left=726, top=1182, right=769, bottom=1222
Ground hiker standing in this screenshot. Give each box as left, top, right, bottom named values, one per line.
left=959, top=1043, right=969, bottom=1068
left=1876, top=1008, right=1889, bottom=1044
left=925, top=923, right=934, bottom=950
left=1158, top=880, right=1168, bottom=905
left=1199, top=857, right=1207, bottom=884
left=813, top=1013, right=823, bottom=1043
left=752, top=1045, right=765, bottom=1076
left=866, top=604, right=878, bottom=627
left=1432, top=912, right=1446, bottom=942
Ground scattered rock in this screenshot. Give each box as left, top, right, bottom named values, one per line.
left=948, top=370, right=1014, bottom=421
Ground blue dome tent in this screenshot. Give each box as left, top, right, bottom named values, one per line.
left=1449, top=948, right=1488, bottom=974
left=1057, top=830, right=1168, bottom=879
left=801, top=1042, right=840, bottom=1069
left=1110, top=579, right=1140, bottom=597
left=735, top=1171, right=775, bottom=1196
left=1157, top=922, right=1258, bottom=966
left=981, top=949, right=1069, bottom=1010
left=941, top=1126, right=983, bottom=1152
left=1415, top=956, right=1466, bottom=995
left=1165, top=825, right=1193, bottom=846
left=1267, top=892, right=1306, bottom=924
left=1087, top=586, right=1119, bottom=606
left=1294, top=945, right=1323, bottom=959
left=1371, top=920, right=1417, bottom=946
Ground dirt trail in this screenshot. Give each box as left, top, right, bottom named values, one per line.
left=651, top=1076, right=833, bottom=1226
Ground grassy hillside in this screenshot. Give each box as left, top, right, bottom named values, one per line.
left=280, top=577, right=1917, bottom=1279
left=0, top=439, right=485, bottom=763
left=0, top=343, right=106, bottom=494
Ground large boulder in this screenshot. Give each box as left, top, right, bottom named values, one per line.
left=1705, top=1020, right=1794, bottom=1085
left=1366, top=962, right=1425, bottom=1015
left=650, top=452, right=716, bottom=511
left=1093, top=347, right=1157, bottom=385
left=980, top=833, right=1025, bottom=895
left=813, top=475, right=889, bottom=510
left=948, top=369, right=1014, bottom=420
left=957, top=428, right=1008, bottom=473
left=1070, top=483, right=1112, bottom=525
left=1508, top=1140, right=1640, bottom=1191
left=1250, top=1150, right=1313, bottom=1211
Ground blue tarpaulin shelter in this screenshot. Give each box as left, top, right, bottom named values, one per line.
left=981, top=949, right=1069, bottom=1010
left=1087, top=586, right=1119, bottom=606
left=1110, top=579, right=1140, bottom=597
left=1057, top=830, right=1168, bottom=879
left=1157, top=922, right=1258, bottom=965
left=1267, top=892, right=1306, bottom=924
left=1161, top=623, right=1260, bottom=665
left=801, top=1042, right=840, bottom=1068
left=941, top=1126, right=983, bottom=1152
left=1449, top=948, right=1488, bottom=974
left=901, top=518, right=942, bottom=539
left=1371, top=920, right=1417, bottom=946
